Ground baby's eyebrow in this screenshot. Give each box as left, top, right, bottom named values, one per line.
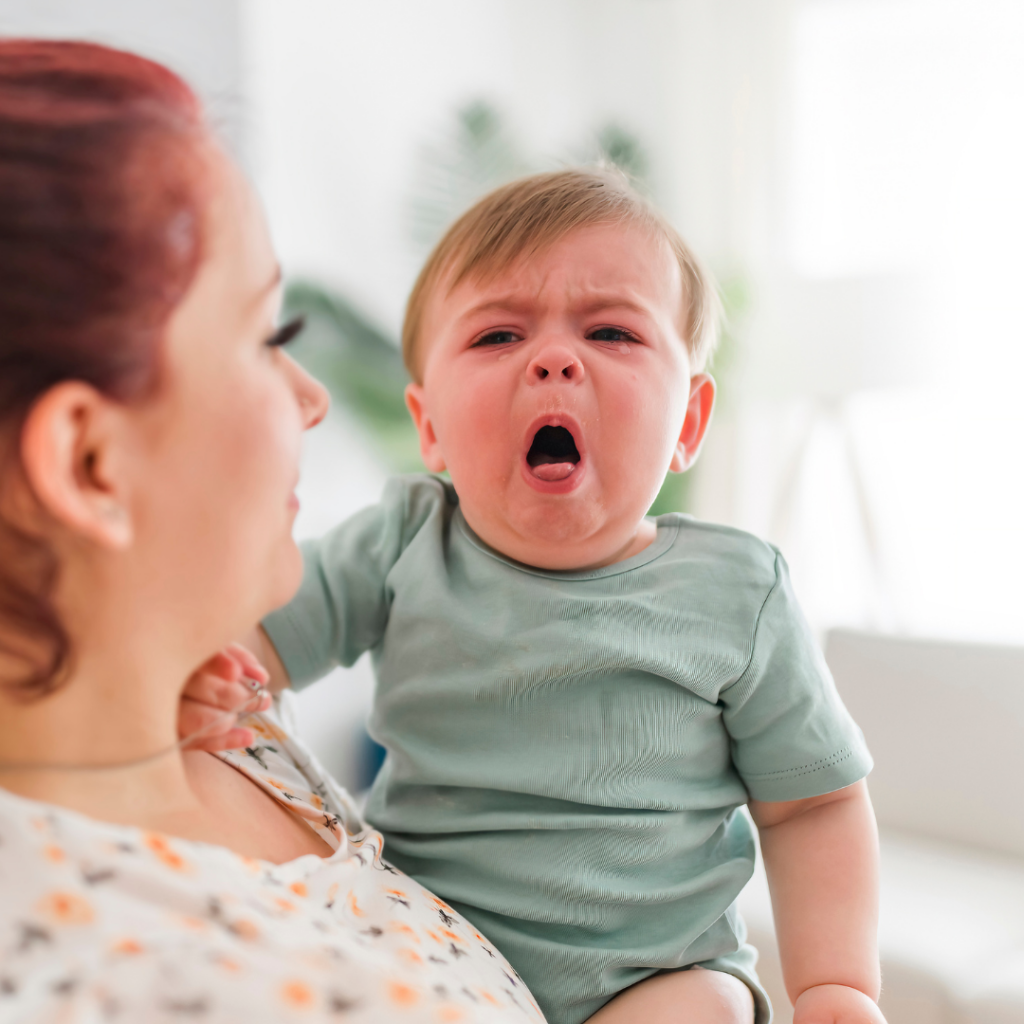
left=457, top=297, right=533, bottom=321
left=573, top=295, right=651, bottom=318
left=457, top=293, right=652, bottom=322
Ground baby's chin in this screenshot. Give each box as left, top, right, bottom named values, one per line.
left=467, top=490, right=632, bottom=572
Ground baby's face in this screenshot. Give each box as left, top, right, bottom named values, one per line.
left=406, top=222, right=715, bottom=571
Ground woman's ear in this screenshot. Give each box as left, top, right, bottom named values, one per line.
left=404, top=383, right=447, bottom=473
left=669, top=373, right=716, bottom=473
left=19, top=382, right=134, bottom=549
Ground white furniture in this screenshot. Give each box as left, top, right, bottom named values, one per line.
left=737, top=629, right=1024, bottom=1024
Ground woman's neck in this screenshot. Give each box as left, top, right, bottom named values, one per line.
left=0, top=639, right=205, bottom=828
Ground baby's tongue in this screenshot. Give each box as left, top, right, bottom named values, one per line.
left=531, top=462, right=576, bottom=482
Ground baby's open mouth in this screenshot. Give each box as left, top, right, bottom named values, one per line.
left=526, top=426, right=580, bottom=482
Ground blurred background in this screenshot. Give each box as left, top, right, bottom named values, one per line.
left=3, top=0, right=1022, bottom=780
left=5, top=4, right=1024, bottom=1020
left=3, top=0, right=1022, bottom=789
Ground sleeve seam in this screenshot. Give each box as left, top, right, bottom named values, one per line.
left=743, top=746, right=857, bottom=780
left=724, top=547, right=783, bottom=696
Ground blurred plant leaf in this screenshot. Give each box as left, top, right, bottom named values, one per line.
left=408, top=100, right=531, bottom=251
left=647, top=270, right=751, bottom=515
left=283, top=280, right=423, bottom=473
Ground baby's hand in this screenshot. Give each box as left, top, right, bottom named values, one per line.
left=794, top=984, right=887, bottom=1024
left=179, top=643, right=272, bottom=752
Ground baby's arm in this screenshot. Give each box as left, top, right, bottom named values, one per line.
left=749, top=780, right=886, bottom=1024
left=240, top=625, right=291, bottom=692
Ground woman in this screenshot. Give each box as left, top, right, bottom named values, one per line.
left=0, top=40, right=544, bottom=1022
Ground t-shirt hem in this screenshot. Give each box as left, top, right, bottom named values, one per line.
left=742, top=746, right=874, bottom=803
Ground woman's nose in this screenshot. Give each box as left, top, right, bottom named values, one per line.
left=294, top=362, right=330, bottom=429
left=526, top=344, right=585, bottom=385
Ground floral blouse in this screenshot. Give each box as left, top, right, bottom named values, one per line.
left=0, top=705, right=546, bottom=1023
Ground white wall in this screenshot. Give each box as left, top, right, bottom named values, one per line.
left=243, top=0, right=782, bottom=336
left=0, top=0, right=245, bottom=156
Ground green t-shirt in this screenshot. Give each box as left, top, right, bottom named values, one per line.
left=264, top=475, right=872, bottom=1024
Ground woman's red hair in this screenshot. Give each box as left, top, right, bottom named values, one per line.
left=0, top=39, right=209, bottom=697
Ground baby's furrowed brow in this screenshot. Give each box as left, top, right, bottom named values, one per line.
left=456, top=297, right=534, bottom=322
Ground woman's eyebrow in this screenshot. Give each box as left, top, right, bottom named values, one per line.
left=247, top=265, right=283, bottom=312
left=263, top=264, right=283, bottom=295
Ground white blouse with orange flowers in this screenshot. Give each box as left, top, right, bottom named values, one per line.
left=0, top=706, right=546, bottom=1023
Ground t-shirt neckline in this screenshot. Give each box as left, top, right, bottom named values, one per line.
left=454, top=507, right=681, bottom=580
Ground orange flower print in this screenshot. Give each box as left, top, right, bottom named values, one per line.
left=397, top=948, right=423, bottom=965
left=36, top=890, right=94, bottom=926
left=143, top=833, right=190, bottom=873
left=289, top=881, right=308, bottom=897
left=480, top=990, right=501, bottom=1007
left=273, top=896, right=298, bottom=914
left=111, top=938, right=144, bottom=956
left=347, top=891, right=364, bottom=918
left=42, top=845, right=65, bottom=864
left=280, top=980, right=316, bottom=1009
left=388, top=981, right=420, bottom=1007
left=440, top=928, right=463, bottom=943
left=229, top=918, right=261, bottom=942
left=387, top=921, right=420, bottom=942
left=436, top=1007, right=465, bottom=1023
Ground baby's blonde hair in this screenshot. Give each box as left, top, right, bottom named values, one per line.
left=402, top=167, right=720, bottom=382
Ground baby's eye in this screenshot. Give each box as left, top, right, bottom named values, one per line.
left=473, top=330, right=520, bottom=347
left=589, top=326, right=640, bottom=344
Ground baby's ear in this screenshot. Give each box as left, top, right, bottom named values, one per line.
left=404, top=384, right=447, bottom=473
left=669, top=373, right=716, bottom=473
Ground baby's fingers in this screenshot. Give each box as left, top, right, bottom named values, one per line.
left=179, top=696, right=264, bottom=752
left=224, top=642, right=270, bottom=686
left=793, top=985, right=887, bottom=1024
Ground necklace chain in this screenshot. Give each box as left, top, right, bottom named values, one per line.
left=0, top=684, right=270, bottom=773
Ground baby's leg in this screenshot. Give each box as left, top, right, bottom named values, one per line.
left=585, top=966, right=755, bottom=1024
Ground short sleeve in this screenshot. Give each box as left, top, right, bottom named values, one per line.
left=262, top=477, right=423, bottom=689
left=721, top=551, right=873, bottom=802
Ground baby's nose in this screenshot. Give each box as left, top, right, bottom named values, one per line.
left=527, top=345, right=584, bottom=384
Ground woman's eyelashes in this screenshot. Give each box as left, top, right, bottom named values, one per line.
left=265, top=315, right=306, bottom=348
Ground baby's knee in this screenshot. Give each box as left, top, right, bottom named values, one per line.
left=684, top=967, right=756, bottom=1023
left=586, top=967, right=755, bottom=1024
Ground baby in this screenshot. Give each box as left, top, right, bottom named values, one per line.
left=186, top=169, right=884, bottom=1024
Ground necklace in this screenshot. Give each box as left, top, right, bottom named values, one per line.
left=0, top=680, right=269, bottom=772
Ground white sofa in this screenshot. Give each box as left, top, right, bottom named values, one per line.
left=737, top=629, right=1024, bottom=1024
